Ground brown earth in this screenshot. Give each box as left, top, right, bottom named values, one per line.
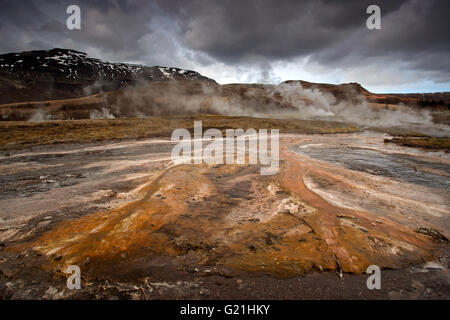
left=1, top=79, right=448, bottom=121
left=0, top=129, right=448, bottom=299
left=18, top=151, right=439, bottom=281
left=0, top=115, right=358, bottom=151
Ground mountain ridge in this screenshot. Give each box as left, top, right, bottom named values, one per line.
left=0, top=48, right=449, bottom=121
left=0, top=48, right=215, bottom=104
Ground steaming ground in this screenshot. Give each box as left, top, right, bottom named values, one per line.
left=91, top=81, right=445, bottom=132
left=3, top=80, right=449, bottom=139
left=0, top=131, right=448, bottom=299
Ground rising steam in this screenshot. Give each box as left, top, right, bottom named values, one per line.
left=28, top=108, right=51, bottom=122
left=106, top=80, right=438, bottom=128
left=22, top=78, right=448, bottom=137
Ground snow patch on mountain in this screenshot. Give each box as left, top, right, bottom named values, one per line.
left=0, top=48, right=214, bottom=83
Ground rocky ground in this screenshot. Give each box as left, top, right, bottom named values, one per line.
left=0, top=132, right=449, bottom=299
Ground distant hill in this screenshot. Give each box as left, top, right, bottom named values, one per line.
left=0, top=48, right=215, bottom=105
left=0, top=48, right=449, bottom=121
left=281, top=80, right=450, bottom=106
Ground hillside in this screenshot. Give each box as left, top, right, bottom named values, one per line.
left=0, top=48, right=215, bottom=105
left=0, top=48, right=449, bottom=121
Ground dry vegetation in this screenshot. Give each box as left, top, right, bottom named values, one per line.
left=385, top=136, right=450, bottom=151
left=0, top=114, right=359, bottom=151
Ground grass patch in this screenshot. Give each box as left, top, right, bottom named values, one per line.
left=0, top=114, right=359, bottom=151
left=385, top=136, right=450, bottom=151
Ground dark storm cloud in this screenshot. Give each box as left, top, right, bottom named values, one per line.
left=157, top=0, right=406, bottom=62
left=0, top=0, right=449, bottom=86
left=0, top=0, right=161, bottom=62
left=157, top=0, right=450, bottom=81
left=312, top=1, right=450, bottom=65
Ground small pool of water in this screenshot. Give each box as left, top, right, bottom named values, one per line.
left=294, top=144, right=450, bottom=190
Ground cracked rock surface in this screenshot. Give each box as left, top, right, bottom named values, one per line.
left=0, top=132, right=449, bottom=299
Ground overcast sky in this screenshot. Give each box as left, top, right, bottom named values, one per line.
left=0, top=0, right=449, bottom=93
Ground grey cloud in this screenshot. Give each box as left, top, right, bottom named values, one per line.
left=157, top=0, right=450, bottom=83
left=0, top=0, right=160, bottom=62
left=157, top=0, right=407, bottom=62
left=0, top=0, right=449, bottom=88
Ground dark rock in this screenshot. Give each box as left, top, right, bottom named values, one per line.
left=0, top=48, right=216, bottom=106
left=414, top=227, right=448, bottom=242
